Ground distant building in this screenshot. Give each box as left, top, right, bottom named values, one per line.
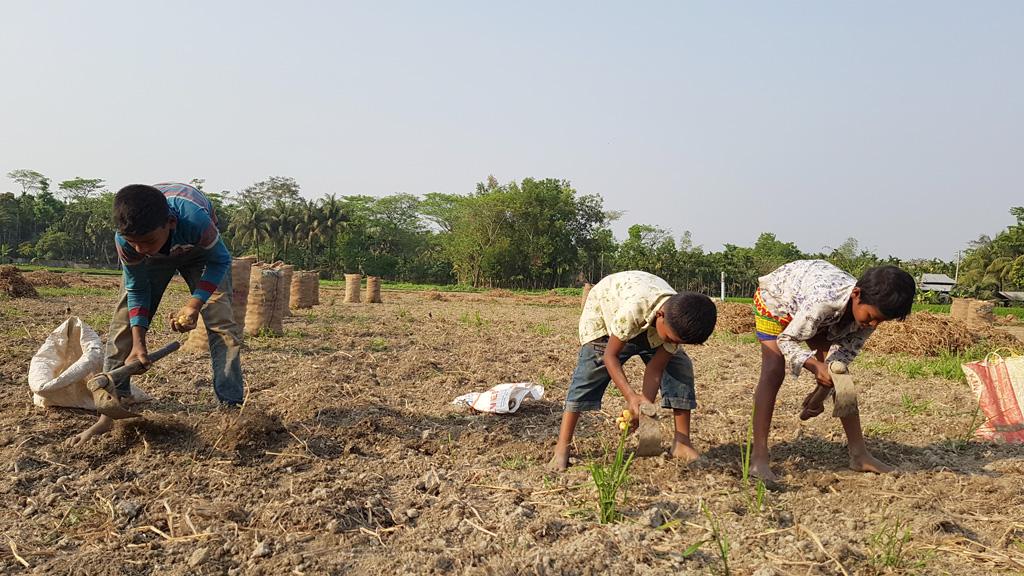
left=996, top=291, right=1024, bottom=307
left=919, top=273, right=956, bottom=303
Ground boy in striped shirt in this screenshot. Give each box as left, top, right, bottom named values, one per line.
left=69, top=183, right=244, bottom=445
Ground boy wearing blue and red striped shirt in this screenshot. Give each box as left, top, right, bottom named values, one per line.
left=69, top=182, right=245, bottom=445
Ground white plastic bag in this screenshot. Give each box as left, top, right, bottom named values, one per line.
left=28, top=317, right=150, bottom=410
left=452, top=383, right=545, bottom=414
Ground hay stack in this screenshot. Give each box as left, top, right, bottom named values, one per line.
left=581, top=283, right=593, bottom=308
left=24, top=270, right=69, bottom=288
left=0, top=266, right=38, bottom=298
left=344, top=274, right=362, bottom=303
left=715, top=301, right=755, bottom=334
left=367, top=276, right=382, bottom=303
left=865, top=312, right=1018, bottom=356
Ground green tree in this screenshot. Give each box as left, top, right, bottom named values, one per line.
left=7, top=169, right=49, bottom=195
left=57, top=177, right=105, bottom=202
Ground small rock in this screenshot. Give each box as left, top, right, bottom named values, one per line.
left=23, top=505, right=37, bottom=517
left=189, top=547, right=209, bottom=567
left=752, top=567, right=776, bottom=576
left=417, top=470, right=442, bottom=495
left=421, top=429, right=433, bottom=440
left=116, top=500, right=141, bottom=519
left=642, top=506, right=666, bottom=528
left=252, top=541, right=272, bottom=558
left=325, top=519, right=340, bottom=533
left=405, top=508, right=420, bottom=519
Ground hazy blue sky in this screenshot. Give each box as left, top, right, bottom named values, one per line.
left=2, top=1, right=1021, bottom=259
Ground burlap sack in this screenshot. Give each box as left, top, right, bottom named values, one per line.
left=966, top=299, right=995, bottom=330
left=245, top=265, right=284, bottom=335
left=290, top=271, right=319, bottom=309
left=231, top=257, right=254, bottom=336
left=344, top=274, right=362, bottom=303
left=950, top=298, right=970, bottom=321
left=581, top=283, right=593, bottom=308
left=276, top=264, right=294, bottom=317
left=367, top=276, right=382, bottom=303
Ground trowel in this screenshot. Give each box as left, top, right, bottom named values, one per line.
left=87, top=341, right=181, bottom=419
left=636, top=402, right=662, bottom=456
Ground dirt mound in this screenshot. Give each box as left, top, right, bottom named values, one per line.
left=0, top=265, right=39, bottom=298
left=715, top=301, right=754, bottom=334
left=24, top=270, right=70, bottom=288
left=423, top=291, right=448, bottom=301
left=486, top=288, right=515, bottom=298
left=866, top=312, right=1021, bottom=356
left=201, top=408, right=286, bottom=456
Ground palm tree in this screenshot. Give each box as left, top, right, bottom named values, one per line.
left=267, top=199, right=299, bottom=262
left=317, top=194, right=348, bottom=275
left=229, top=198, right=270, bottom=261
left=296, top=200, right=323, bottom=269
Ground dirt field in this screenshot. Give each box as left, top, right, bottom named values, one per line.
left=1, top=279, right=1023, bottom=575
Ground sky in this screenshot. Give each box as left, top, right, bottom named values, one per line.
left=1, top=1, right=1021, bottom=260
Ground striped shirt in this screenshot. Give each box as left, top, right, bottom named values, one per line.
left=115, top=183, right=231, bottom=328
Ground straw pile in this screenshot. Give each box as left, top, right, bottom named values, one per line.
left=0, top=266, right=39, bottom=298
left=865, top=312, right=1019, bottom=356
left=24, top=270, right=69, bottom=288
left=715, top=301, right=755, bottom=334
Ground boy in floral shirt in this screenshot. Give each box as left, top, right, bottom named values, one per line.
left=750, top=260, right=915, bottom=481
left=549, top=271, right=717, bottom=471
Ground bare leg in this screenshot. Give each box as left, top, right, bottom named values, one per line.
left=66, top=415, right=114, bottom=447
left=548, top=411, right=581, bottom=471
left=841, top=413, right=895, bottom=474
left=751, top=341, right=785, bottom=481
left=670, top=409, right=700, bottom=462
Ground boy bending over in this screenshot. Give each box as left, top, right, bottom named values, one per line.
left=69, top=183, right=244, bottom=446
left=549, top=271, right=717, bottom=471
left=750, top=260, right=915, bottom=481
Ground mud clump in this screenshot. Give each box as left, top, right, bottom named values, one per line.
left=0, top=265, right=39, bottom=298
left=203, top=409, right=286, bottom=455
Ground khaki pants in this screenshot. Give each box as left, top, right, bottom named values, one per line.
left=104, top=249, right=244, bottom=405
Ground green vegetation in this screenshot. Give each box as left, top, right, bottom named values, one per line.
left=369, top=337, right=388, bottom=352
left=869, top=518, right=915, bottom=569
left=589, top=426, right=635, bottom=524
left=739, top=408, right=767, bottom=514
left=859, top=344, right=997, bottom=383
left=458, top=310, right=488, bottom=328
left=900, top=393, right=933, bottom=416
left=37, top=286, right=116, bottom=298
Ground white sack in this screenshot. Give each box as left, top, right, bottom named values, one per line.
left=452, top=383, right=545, bottom=414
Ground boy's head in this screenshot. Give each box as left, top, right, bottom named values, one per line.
left=656, top=292, right=717, bottom=345
left=851, top=265, right=916, bottom=327
left=113, top=184, right=175, bottom=256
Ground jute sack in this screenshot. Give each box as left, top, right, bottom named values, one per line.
left=245, top=265, right=284, bottom=335
left=276, top=264, right=294, bottom=317
left=367, top=276, right=382, bottom=303
left=581, top=283, right=593, bottom=308
left=344, top=274, right=362, bottom=303
left=185, top=258, right=253, bottom=352
left=950, top=298, right=970, bottom=321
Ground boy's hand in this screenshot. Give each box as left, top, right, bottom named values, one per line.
left=170, top=303, right=201, bottom=332
left=812, top=360, right=834, bottom=387
left=125, top=345, right=151, bottom=370
left=627, top=394, right=643, bottom=429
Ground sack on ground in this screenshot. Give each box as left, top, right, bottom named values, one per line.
left=452, top=383, right=545, bottom=414
left=961, top=353, right=1024, bottom=443
left=28, top=317, right=150, bottom=409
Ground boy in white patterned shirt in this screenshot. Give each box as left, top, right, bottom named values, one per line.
left=549, top=271, right=717, bottom=471
left=750, top=260, right=915, bottom=481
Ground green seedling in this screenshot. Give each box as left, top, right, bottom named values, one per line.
left=870, top=517, right=912, bottom=568
left=589, top=425, right=635, bottom=524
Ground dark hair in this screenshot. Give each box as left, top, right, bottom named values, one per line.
left=856, top=265, right=915, bottom=320
left=113, top=185, right=169, bottom=236
left=663, top=291, right=717, bottom=344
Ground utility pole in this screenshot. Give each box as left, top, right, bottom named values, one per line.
left=720, top=271, right=725, bottom=301
left=954, top=250, right=962, bottom=283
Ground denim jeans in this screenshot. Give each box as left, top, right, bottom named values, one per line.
left=564, top=333, right=696, bottom=412
left=104, top=249, right=245, bottom=405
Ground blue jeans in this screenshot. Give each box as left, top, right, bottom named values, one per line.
left=104, top=248, right=245, bottom=405
left=564, top=334, right=696, bottom=412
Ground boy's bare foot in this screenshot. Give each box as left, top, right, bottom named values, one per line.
left=849, top=452, right=894, bottom=474
left=670, top=440, right=700, bottom=464
left=66, top=415, right=114, bottom=447
left=547, top=447, right=570, bottom=472
left=749, top=458, right=778, bottom=482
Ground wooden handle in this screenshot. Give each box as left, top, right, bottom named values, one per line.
left=107, top=341, right=181, bottom=380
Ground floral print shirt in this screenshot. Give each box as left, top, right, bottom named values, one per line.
left=579, top=271, right=678, bottom=353
left=758, top=260, right=873, bottom=377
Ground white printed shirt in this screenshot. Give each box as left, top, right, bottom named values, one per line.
left=578, top=271, right=678, bottom=353
left=758, top=260, right=873, bottom=377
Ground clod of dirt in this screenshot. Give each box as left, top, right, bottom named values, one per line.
left=416, top=469, right=444, bottom=495
left=203, top=409, right=285, bottom=455
left=24, top=270, right=69, bottom=288
left=252, top=541, right=272, bottom=558
left=0, top=265, right=39, bottom=298
left=715, top=301, right=754, bottom=334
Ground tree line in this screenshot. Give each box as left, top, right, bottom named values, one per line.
left=3, top=168, right=1015, bottom=298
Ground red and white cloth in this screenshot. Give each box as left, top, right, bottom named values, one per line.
left=961, top=353, right=1024, bottom=443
